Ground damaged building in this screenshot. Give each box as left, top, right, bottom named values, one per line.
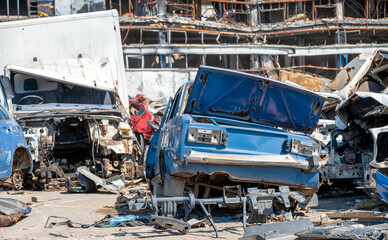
left=2, top=0, right=388, bottom=99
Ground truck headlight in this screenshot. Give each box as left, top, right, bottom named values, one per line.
left=285, top=139, right=320, bottom=156
left=187, top=128, right=222, bottom=145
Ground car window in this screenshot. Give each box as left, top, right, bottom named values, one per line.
left=0, top=105, right=10, bottom=120
left=130, top=103, right=146, bottom=116
left=168, top=89, right=182, bottom=121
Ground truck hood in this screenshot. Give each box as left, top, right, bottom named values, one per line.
left=185, top=66, right=325, bottom=134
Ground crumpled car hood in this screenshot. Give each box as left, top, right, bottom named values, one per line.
left=328, top=49, right=388, bottom=99
left=336, top=92, right=388, bottom=128
left=185, top=66, right=325, bottom=134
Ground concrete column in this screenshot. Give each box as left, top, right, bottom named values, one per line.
left=262, top=55, right=278, bottom=79
left=157, top=0, right=167, bottom=17
left=250, top=55, right=260, bottom=69
left=158, top=31, right=167, bottom=43
left=298, top=38, right=305, bottom=71
left=335, top=29, right=347, bottom=68
left=297, top=2, right=303, bottom=14
left=250, top=0, right=259, bottom=27
left=335, top=0, right=344, bottom=20
left=195, top=0, right=202, bottom=20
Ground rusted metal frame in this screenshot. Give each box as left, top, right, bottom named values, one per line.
left=256, top=65, right=341, bottom=71
left=202, top=0, right=255, bottom=5
left=312, top=0, right=315, bottom=21
left=122, top=22, right=134, bottom=44
left=128, top=0, right=133, bottom=16
left=120, top=25, right=388, bottom=37
left=366, top=0, right=370, bottom=19
left=119, top=0, right=122, bottom=16
left=168, top=5, right=193, bottom=11
left=167, top=2, right=194, bottom=7
left=165, top=26, right=256, bottom=36
left=223, top=2, right=227, bottom=21
left=259, top=26, right=388, bottom=36
left=283, top=2, right=287, bottom=21
left=258, top=0, right=312, bottom=4
left=192, top=0, right=196, bottom=19
left=326, top=211, right=388, bottom=221
left=167, top=5, right=192, bottom=12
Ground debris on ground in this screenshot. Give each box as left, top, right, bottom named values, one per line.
left=326, top=210, right=388, bottom=222
left=296, top=222, right=388, bottom=239
left=150, top=215, right=191, bottom=234
left=66, top=166, right=142, bottom=194
left=45, top=214, right=148, bottom=229
left=354, top=199, right=383, bottom=210
left=0, top=198, right=31, bottom=227
left=108, top=215, right=147, bottom=227
left=240, top=219, right=314, bottom=240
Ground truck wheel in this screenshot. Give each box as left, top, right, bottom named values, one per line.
left=12, top=170, right=24, bottom=190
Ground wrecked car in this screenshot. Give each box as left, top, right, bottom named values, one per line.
left=321, top=49, right=388, bottom=188
left=1, top=58, right=136, bottom=184
left=0, top=77, right=32, bottom=189
left=146, top=66, right=325, bottom=198
left=129, top=96, right=161, bottom=144
left=0, top=11, right=140, bottom=186
left=322, top=92, right=387, bottom=187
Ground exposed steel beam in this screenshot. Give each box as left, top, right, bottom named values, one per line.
left=202, top=0, right=256, bottom=5
left=121, top=25, right=388, bottom=37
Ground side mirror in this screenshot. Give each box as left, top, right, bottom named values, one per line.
left=0, top=76, right=15, bottom=99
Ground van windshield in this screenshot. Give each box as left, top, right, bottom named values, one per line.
left=12, top=74, right=115, bottom=106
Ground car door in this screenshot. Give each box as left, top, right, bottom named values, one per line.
left=0, top=105, right=13, bottom=177
left=146, top=97, right=172, bottom=179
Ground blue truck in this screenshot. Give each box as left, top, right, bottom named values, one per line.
left=146, top=66, right=325, bottom=198
left=0, top=76, right=32, bottom=189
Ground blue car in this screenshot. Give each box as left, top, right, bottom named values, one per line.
left=0, top=77, right=33, bottom=190
left=146, top=66, right=325, bottom=197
